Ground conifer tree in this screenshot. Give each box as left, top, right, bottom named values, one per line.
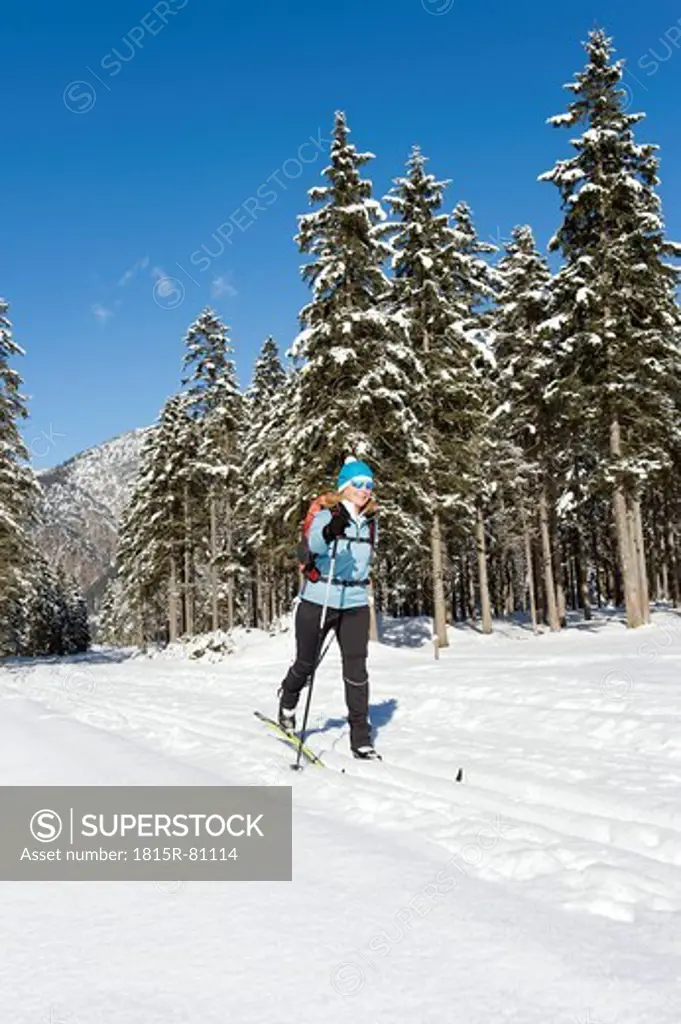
left=60, top=567, right=90, bottom=653
left=0, top=298, right=41, bottom=655
left=24, top=555, right=62, bottom=655
left=382, top=146, right=459, bottom=644
left=290, top=111, right=423, bottom=517
left=21, top=556, right=88, bottom=655
left=444, top=201, right=499, bottom=634
left=116, top=395, right=198, bottom=643
left=381, top=150, right=499, bottom=636
left=540, top=27, right=681, bottom=627
left=98, top=576, right=137, bottom=646
left=182, top=308, right=243, bottom=631
left=493, top=225, right=562, bottom=628
left=240, top=337, right=289, bottom=628
left=245, top=336, right=287, bottom=413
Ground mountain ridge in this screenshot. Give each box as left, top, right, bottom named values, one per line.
left=34, top=425, right=153, bottom=609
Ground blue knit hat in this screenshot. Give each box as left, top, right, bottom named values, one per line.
left=337, top=456, right=374, bottom=492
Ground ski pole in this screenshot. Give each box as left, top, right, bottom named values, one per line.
left=292, top=537, right=338, bottom=771
left=312, top=630, right=335, bottom=675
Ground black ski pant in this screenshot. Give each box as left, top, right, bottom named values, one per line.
left=279, top=598, right=371, bottom=748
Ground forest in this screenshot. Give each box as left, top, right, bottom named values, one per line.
left=1, top=29, right=679, bottom=656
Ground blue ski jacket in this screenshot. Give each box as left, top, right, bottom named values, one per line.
left=300, top=502, right=377, bottom=611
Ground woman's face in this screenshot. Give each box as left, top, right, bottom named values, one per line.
left=345, top=481, right=373, bottom=508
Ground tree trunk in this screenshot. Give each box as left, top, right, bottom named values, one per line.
left=467, top=551, right=476, bottom=621
left=625, top=500, right=643, bottom=625
left=570, top=549, right=578, bottom=611
left=210, top=494, right=219, bottom=631
left=138, top=583, right=145, bottom=647
left=610, top=417, right=642, bottom=628
left=168, top=553, right=179, bottom=642
left=431, top=512, right=448, bottom=648
left=444, top=554, right=453, bottom=625
left=368, top=580, right=379, bottom=642
left=553, top=532, right=567, bottom=628
left=225, top=494, right=234, bottom=631
left=532, top=535, right=544, bottom=621
left=457, top=556, right=467, bottom=622
left=650, top=498, right=661, bottom=603
left=522, top=512, right=538, bottom=634
left=504, top=554, right=514, bottom=616
left=183, top=483, right=194, bottom=635
left=591, top=513, right=603, bottom=608
left=475, top=504, right=493, bottom=635
left=632, top=497, right=650, bottom=624
left=423, top=323, right=448, bottom=648
left=573, top=524, right=592, bottom=620
left=669, top=521, right=680, bottom=607
left=539, top=488, right=560, bottom=631
left=256, top=558, right=265, bottom=631
left=659, top=500, right=669, bottom=602
left=270, top=556, right=277, bottom=625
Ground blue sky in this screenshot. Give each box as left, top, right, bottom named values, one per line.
left=3, top=0, right=681, bottom=469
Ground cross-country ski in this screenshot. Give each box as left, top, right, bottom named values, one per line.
left=253, top=710, right=326, bottom=768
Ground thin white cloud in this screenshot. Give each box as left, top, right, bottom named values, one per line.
left=151, top=266, right=177, bottom=298
left=118, top=256, right=150, bottom=287
left=211, top=274, right=237, bottom=299
left=92, top=304, right=114, bottom=324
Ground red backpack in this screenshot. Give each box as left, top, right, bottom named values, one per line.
left=296, top=495, right=376, bottom=582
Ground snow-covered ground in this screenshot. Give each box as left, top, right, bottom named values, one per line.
left=1, top=608, right=681, bottom=1023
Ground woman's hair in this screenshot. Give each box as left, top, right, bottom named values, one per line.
left=319, top=490, right=377, bottom=517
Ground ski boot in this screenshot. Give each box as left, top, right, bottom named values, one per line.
left=351, top=745, right=382, bottom=761
left=277, top=688, right=296, bottom=736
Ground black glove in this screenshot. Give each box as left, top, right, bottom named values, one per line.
left=322, top=503, right=351, bottom=544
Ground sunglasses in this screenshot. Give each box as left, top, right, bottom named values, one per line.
left=349, top=478, right=374, bottom=490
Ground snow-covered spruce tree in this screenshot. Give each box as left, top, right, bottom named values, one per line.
left=59, top=566, right=90, bottom=653
left=0, top=297, right=41, bottom=655
left=644, top=301, right=681, bottom=609
left=116, top=436, right=161, bottom=646
left=239, top=337, right=290, bottom=629
left=112, top=493, right=146, bottom=646
left=181, top=308, right=243, bottom=632
left=445, top=201, right=500, bottom=634
left=116, top=394, right=199, bottom=645
left=20, top=556, right=87, bottom=655
left=289, top=112, right=425, bottom=588
left=23, top=555, right=62, bottom=655
left=492, top=225, right=563, bottom=629
left=245, top=337, right=287, bottom=415
left=252, top=370, right=312, bottom=625
left=381, top=146, right=463, bottom=643
left=98, top=575, right=138, bottom=646
left=159, top=394, right=201, bottom=640
left=540, top=28, right=681, bottom=628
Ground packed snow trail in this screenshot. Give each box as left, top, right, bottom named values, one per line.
left=1, top=609, right=680, bottom=1023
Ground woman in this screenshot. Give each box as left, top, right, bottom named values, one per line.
left=277, top=457, right=380, bottom=759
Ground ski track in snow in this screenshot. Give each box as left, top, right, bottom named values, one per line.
left=1, top=610, right=681, bottom=1022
